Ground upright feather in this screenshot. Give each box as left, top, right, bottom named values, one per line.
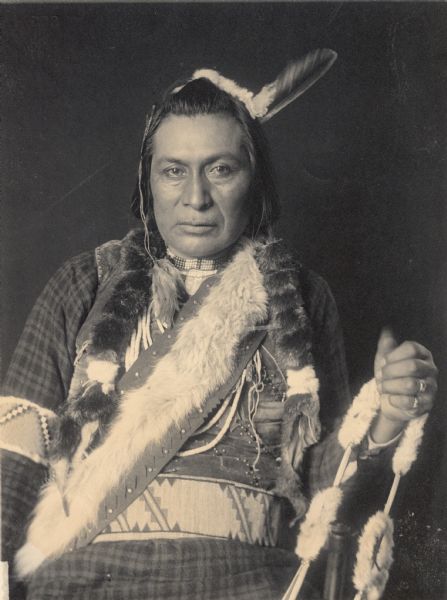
left=254, top=49, right=337, bottom=123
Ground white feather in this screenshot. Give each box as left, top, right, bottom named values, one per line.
left=257, top=49, right=338, bottom=122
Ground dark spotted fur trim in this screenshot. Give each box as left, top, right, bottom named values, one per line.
left=52, top=233, right=316, bottom=520
left=92, top=230, right=152, bottom=355
left=255, top=239, right=313, bottom=371
left=255, top=239, right=316, bottom=517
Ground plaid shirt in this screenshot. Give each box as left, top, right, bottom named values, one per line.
left=2, top=243, right=395, bottom=599
left=2, top=246, right=354, bottom=496
left=2, top=251, right=98, bottom=411
left=2, top=249, right=350, bottom=417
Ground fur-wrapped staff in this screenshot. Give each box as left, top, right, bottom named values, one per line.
left=353, top=414, right=428, bottom=600
left=283, top=383, right=430, bottom=600
left=282, top=379, right=383, bottom=600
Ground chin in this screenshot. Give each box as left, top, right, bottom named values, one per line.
left=180, top=244, right=223, bottom=259
left=173, top=238, right=228, bottom=260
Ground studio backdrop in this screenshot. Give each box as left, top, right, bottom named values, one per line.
left=1, top=3, right=446, bottom=597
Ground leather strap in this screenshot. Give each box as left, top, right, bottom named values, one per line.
left=118, top=273, right=220, bottom=394
left=69, top=279, right=267, bottom=551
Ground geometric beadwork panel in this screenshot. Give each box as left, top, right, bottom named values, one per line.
left=98, top=474, right=280, bottom=546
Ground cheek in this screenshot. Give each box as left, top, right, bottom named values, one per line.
left=224, top=178, right=252, bottom=222
left=152, top=191, right=171, bottom=239
left=152, top=176, right=183, bottom=211
left=153, top=200, right=171, bottom=238
left=151, top=176, right=175, bottom=218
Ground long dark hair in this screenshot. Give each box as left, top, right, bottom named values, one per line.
left=131, top=77, right=280, bottom=254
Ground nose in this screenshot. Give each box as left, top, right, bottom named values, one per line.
left=183, top=172, right=212, bottom=210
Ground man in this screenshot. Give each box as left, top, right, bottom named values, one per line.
left=1, top=53, right=438, bottom=599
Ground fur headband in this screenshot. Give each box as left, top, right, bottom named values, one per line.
left=175, top=49, right=337, bottom=121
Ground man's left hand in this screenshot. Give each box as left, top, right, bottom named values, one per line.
left=374, top=327, right=438, bottom=424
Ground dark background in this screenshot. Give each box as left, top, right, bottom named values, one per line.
left=1, top=2, right=446, bottom=597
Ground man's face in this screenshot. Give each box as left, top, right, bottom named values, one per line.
left=150, top=113, right=252, bottom=259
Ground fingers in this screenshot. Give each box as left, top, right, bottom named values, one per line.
left=379, top=358, right=437, bottom=381
left=375, top=327, right=398, bottom=379
left=378, top=375, right=438, bottom=397
left=382, top=340, right=435, bottom=365
left=387, top=393, right=434, bottom=415
left=374, top=329, right=438, bottom=423
left=380, top=392, right=434, bottom=423
left=376, top=327, right=398, bottom=361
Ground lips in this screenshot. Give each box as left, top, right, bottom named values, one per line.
left=177, top=222, right=216, bottom=235
left=179, top=222, right=215, bottom=227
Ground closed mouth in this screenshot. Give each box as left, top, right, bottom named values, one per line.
left=179, top=222, right=215, bottom=227
left=177, top=222, right=216, bottom=236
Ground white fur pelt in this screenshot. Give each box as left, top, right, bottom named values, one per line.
left=392, top=413, right=428, bottom=476
left=353, top=511, right=394, bottom=600
left=16, top=240, right=268, bottom=577
left=295, top=486, right=342, bottom=562
left=286, top=365, right=319, bottom=399
left=338, top=379, right=381, bottom=449
left=150, top=257, right=185, bottom=328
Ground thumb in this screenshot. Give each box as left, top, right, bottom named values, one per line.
left=375, top=326, right=398, bottom=378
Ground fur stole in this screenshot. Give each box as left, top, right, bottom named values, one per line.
left=255, top=240, right=319, bottom=517
left=52, top=230, right=183, bottom=464
left=16, top=233, right=319, bottom=576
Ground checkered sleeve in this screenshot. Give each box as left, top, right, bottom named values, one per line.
left=1, top=251, right=98, bottom=574
left=1, top=250, right=98, bottom=411
left=299, top=271, right=349, bottom=493
left=1, top=451, right=47, bottom=561
left=303, top=270, right=351, bottom=425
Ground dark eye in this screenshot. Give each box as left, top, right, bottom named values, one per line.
left=209, top=164, right=233, bottom=178
left=164, top=166, right=186, bottom=179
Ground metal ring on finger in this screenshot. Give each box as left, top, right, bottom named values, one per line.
left=411, top=396, right=420, bottom=410
left=417, top=378, right=427, bottom=395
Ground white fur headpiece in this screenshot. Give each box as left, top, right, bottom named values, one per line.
left=175, top=49, right=337, bottom=122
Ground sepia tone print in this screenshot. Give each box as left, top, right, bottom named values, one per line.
left=1, top=3, right=446, bottom=599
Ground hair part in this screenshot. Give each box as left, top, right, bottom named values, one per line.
left=131, top=78, right=280, bottom=252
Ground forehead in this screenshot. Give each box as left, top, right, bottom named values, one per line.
left=152, top=114, right=246, bottom=161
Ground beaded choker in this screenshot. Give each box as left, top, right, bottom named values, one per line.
left=166, top=249, right=229, bottom=272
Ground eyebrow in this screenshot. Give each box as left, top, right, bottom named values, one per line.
left=154, top=153, right=245, bottom=166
